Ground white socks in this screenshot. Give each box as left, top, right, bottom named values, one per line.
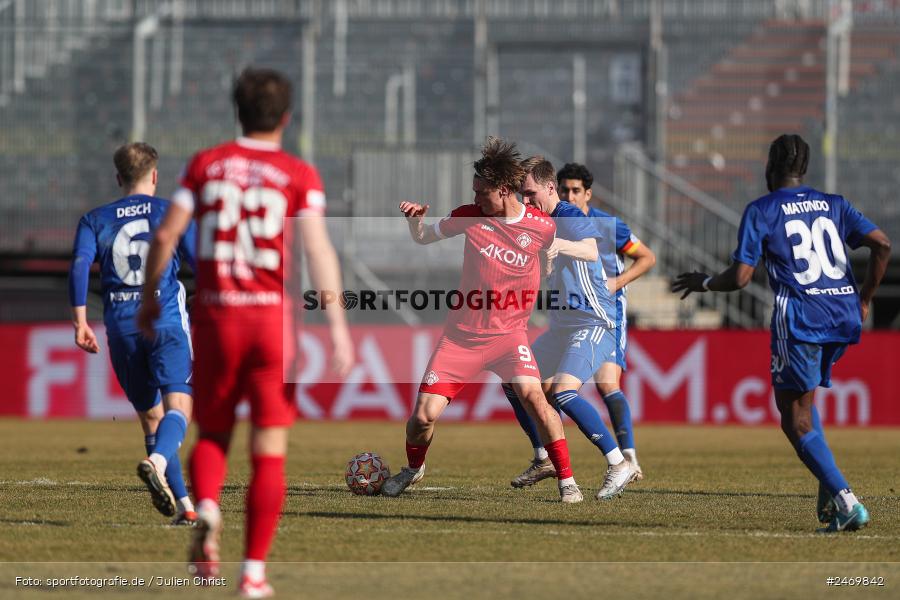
left=836, top=489, right=859, bottom=515
left=534, top=447, right=549, bottom=461
left=197, top=499, right=221, bottom=522
left=148, top=453, right=168, bottom=475
left=177, top=496, right=195, bottom=513
left=241, top=559, right=266, bottom=581
left=605, top=447, right=625, bottom=467
left=622, top=448, right=639, bottom=465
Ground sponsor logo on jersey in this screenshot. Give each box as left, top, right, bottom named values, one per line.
left=780, top=199, right=829, bottom=216
left=116, top=202, right=152, bottom=219
left=480, top=224, right=495, bottom=232
left=803, top=285, right=856, bottom=296
left=110, top=291, right=143, bottom=302
left=479, top=243, right=529, bottom=267
left=424, top=370, right=439, bottom=386
left=516, top=232, right=533, bottom=248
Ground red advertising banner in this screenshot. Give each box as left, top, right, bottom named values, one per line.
left=1, top=324, right=897, bottom=425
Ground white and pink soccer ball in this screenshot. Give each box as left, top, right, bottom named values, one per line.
left=345, top=452, right=391, bottom=495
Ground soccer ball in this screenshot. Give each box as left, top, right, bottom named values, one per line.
left=345, top=452, right=391, bottom=495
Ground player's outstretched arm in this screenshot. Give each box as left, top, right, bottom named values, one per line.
left=69, top=216, right=99, bottom=353
left=551, top=237, right=599, bottom=262
left=614, top=242, right=656, bottom=292
left=671, top=261, right=755, bottom=299
left=70, top=306, right=99, bottom=354
left=857, top=228, right=892, bottom=321
left=299, top=215, right=355, bottom=377
left=399, top=202, right=441, bottom=245
left=137, top=202, right=193, bottom=338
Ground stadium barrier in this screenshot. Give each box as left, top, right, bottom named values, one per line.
left=1, top=324, right=897, bottom=425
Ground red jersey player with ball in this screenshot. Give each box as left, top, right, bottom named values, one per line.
left=138, top=68, right=353, bottom=598
left=385, top=138, right=583, bottom=503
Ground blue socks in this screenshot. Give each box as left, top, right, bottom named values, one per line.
left=504, top=385, right=543, bottom=449
left=811, top=404, right=825, bottom=436
left=144, top=434, right=157, bottom=457
left=153, top=409, right=188, bottom=463
left=602, top=389, right=634, bottom=450
left=148, top=410, right=189, bottom=502
left=145, top=431, right=189, bottom=502
left=554, top=390, right=618, bottom=455
left=795, top=430, right=849, bottom=497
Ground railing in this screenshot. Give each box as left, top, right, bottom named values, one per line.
left=39, top=0, right=899, bottom=23
left=613, top=143, right=772, bottom=328
left=0, top=0, right=141, bottom=105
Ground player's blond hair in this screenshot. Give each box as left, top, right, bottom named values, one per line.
left=473, top=137, right=526, bottom=193
left=113, top=142, right=158, bottom=187
left=521, top=155, right=555, bottom=186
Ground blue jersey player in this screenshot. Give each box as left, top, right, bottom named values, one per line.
left=558, top=162, right=656, bottom=481
left=504, top=157, right=637, bottom=500
left=69, top=143, right=198, bottom=524
left=672, top=134, right=891, bottom=533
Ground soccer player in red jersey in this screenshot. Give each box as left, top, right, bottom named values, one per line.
left=137, top=68, right=353, bottom=597
left=383, top=137, right=583, bottom=503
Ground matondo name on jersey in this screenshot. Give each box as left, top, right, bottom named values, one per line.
left=781, top=199, right=830, bottom=215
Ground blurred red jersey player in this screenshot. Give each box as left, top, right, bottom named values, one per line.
left=138, top=67, right=353, bottom=597
left=382, top=137, right=583, bottom=503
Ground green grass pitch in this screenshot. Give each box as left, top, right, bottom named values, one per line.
left=0, top=419, right=898, bottom=599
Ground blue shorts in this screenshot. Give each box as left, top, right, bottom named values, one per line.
left=613, top=318, right=627, bottom=371
left=107, top=327, right=193, bottom=412
left=533, top=324, right=618, bottom=383
left=770, top=339, right=848, bottom=392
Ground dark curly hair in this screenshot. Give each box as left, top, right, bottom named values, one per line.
left=473, top=137, right=526, bottom=192
left=556, top=162, right=593, bottom=190
left=766, top=134, right=809, bottom=191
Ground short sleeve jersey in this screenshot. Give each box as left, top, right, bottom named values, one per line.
left=176, top=137, right=326, bottom=322
left=435, top=203, right=555, bottom=334
left=732, top=186, right=877, bottom=344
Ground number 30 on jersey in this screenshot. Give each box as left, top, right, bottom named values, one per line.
left=785, top=217, right=847, bottom=285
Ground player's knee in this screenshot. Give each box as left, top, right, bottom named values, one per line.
left=518, top=388, right=548, bottom=412
left=409, top=410, right=436, bottom=431
left=596, top=382, right=618, bottom=397
left=548, top=381, right=577, bottom=398
left=792, top=416, right=813, bottom=438
left=163, top=392, right=193, bottom=420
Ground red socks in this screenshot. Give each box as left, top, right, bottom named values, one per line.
left=544, top=438, right=573, bottom=480
left=190, top=436, right=229, bottom=504
left=245, top=455, right=286, bottom=561
left=191, top=439, right=286, bottom=561
left=405, top=441, right=430, bottom=469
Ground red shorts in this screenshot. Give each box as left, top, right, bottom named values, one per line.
left=192, top=318, right=297, bottom=433
left=418, top=329, right=540, bottom=399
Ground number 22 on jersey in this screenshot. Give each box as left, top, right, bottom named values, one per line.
left=199, top=180, right=288, bottom=272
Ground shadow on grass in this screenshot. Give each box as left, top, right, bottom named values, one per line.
left=0, top=518, right=69, bottom=527
left=285, top=484, right=814, bottom=501
left=292, top=510, right=665, bottom=530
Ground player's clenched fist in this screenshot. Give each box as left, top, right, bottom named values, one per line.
left=399, top=201, right=429, bottom=219
left=400, top=201, right=438, bottom=245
